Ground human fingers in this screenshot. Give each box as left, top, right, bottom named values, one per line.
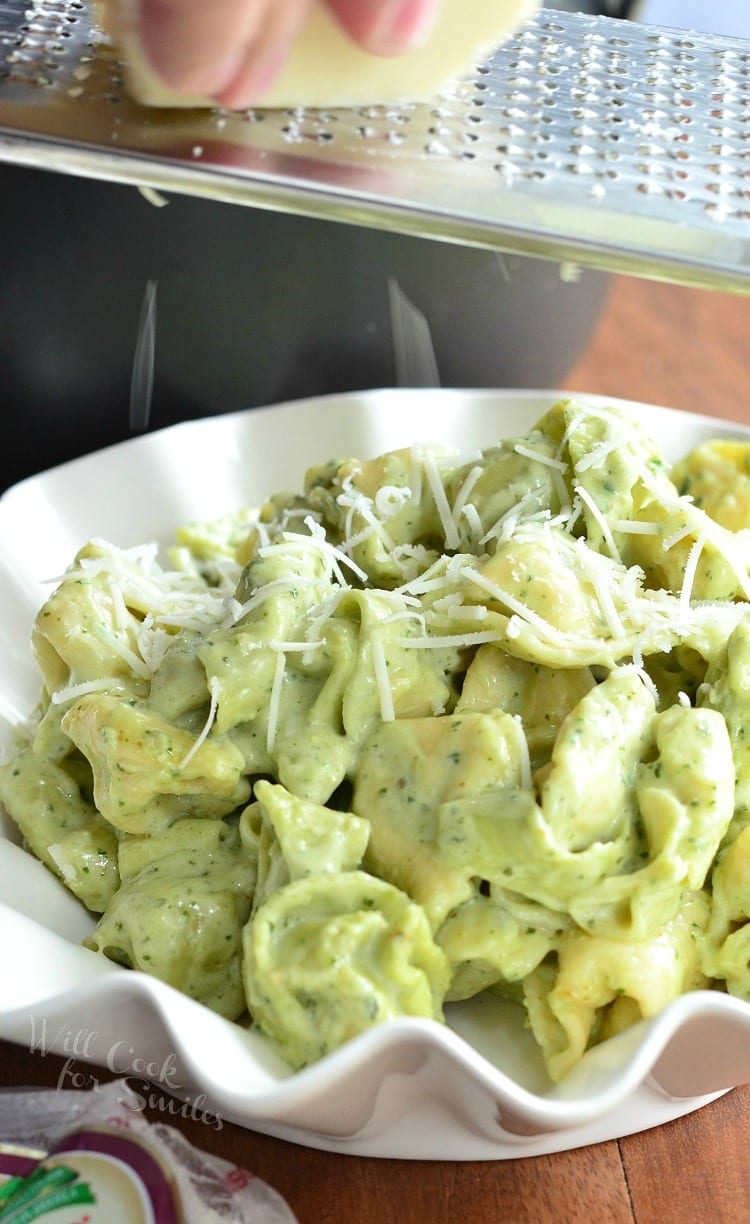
left=138, top=0, right=311, bottom=101
left=324, top=0, right=439, bottom=56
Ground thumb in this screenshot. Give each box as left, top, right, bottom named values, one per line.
left=136, top=0, right=272, bottom=95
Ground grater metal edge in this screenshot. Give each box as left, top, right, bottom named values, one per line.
left=1, top=2, right=749, bottom=291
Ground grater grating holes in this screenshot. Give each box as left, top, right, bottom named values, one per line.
left=2, top=2, right=750, bottom=283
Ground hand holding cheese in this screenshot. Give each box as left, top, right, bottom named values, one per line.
left=101, top=0, right=540, bottom=109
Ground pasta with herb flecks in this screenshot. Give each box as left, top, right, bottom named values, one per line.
left=4, top=398, right=750, bottom=1077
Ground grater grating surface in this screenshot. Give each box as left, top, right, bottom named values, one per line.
left=0, top=1, right=749, bottom=290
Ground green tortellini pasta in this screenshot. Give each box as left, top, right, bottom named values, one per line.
left=242, top=779, right=370, bottom=911
left=523, top=890, right=711, bottom=1082
left=355, top=710, right=527, bottom=929
left=7, top=396, right=750, bottom=1082
left=61, top=693, right=251, bottom=835
left=0, top=749, right=118, bottom=914
left=244, top=871, right=450, bottom=1069
left=86, top=818, right=255, bottom=1020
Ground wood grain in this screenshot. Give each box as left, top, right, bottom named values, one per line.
left=619, top=1090, right=750, bottom=1224
left=0, top=1041, right=635, bottom=1224
left=563, top=275, right=750, bottom=426
left=4, top=272, right=750, bottom=1220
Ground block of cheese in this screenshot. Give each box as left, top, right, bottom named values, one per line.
left=97, top=0, right=540, bottom=110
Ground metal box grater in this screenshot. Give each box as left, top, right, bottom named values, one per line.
left=0, top=2, right=749, bottom=291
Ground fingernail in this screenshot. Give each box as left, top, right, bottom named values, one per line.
left=366, top=0, right=437, bottom=55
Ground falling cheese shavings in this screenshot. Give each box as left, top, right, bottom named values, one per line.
left=178, top=676, right=221, bottom=771
left=137, top=185, right=169, bottom=208
left=129, top=280, right=157, bottom=435
left=388, top=278, right=441, bottom=389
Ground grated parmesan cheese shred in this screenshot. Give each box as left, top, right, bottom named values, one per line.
left=37, top=406, right=750, bottom=842
left=679, top=535, right=706, bottom=614
left=51, top=677, right=127, bottom=706
left=266, top=651, right=287, bottom=754
left=478, top=487, right=544, bottom=547
left=614, top=663, right=660, bottom=707
left=397, top=629, right=505, bottom=650
left=47, top=843, right=76, bottom=883
left=371, top=633, right=395, bottom=723
left=422, top=451, right=460, bottom=551
left=457, top=565, right=581, bottom=648
left=460, top=503, right=485, bottom=549
left=574, top=538, right=626, bottom=639
left=613, top=519, right=663, bottom=537
left=450, top=465, right=484, bottom=538
left=574, top=485, right=622, bottom=563
left=573, top=430, right=630, bottom=474
left=512, top=714, right=533, bottom=792
left=178, top=676, right=221, bottom=770
left=513, top=443, right=569, bottom=474
left=662, top=524, right=694, bottom=553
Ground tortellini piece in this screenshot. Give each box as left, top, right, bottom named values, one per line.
left=243, top=780, right=370, bottom=911
left=671, top=439, right=750, bottom=533
left=9, top=395, right=750, bottom=1082
left=0, top=749, right=118, bottom=914
left=61, top=693, right=251, bottom=835
left=456, top=645, right=595, bottom=772
left=244, top=872, right=450, bottom=1069
left=523, top=892, right=711, bottom=1082
left=355, top=710, right=527, bottom=929
left=87, top=819, right=255, bottom=1020
left=699, top=618, right=750, bottom=840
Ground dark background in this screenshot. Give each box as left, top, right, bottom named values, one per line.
left=0, top=0, right=634, bottom=491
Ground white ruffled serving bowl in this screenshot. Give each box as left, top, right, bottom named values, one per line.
left=2, top=388, right=750, bottom=1160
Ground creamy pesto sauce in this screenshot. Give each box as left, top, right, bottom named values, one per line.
left=3, top=398, right=750, bottom=1078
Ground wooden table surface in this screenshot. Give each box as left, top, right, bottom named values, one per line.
left=3, top=272, right=750, bottom=1223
